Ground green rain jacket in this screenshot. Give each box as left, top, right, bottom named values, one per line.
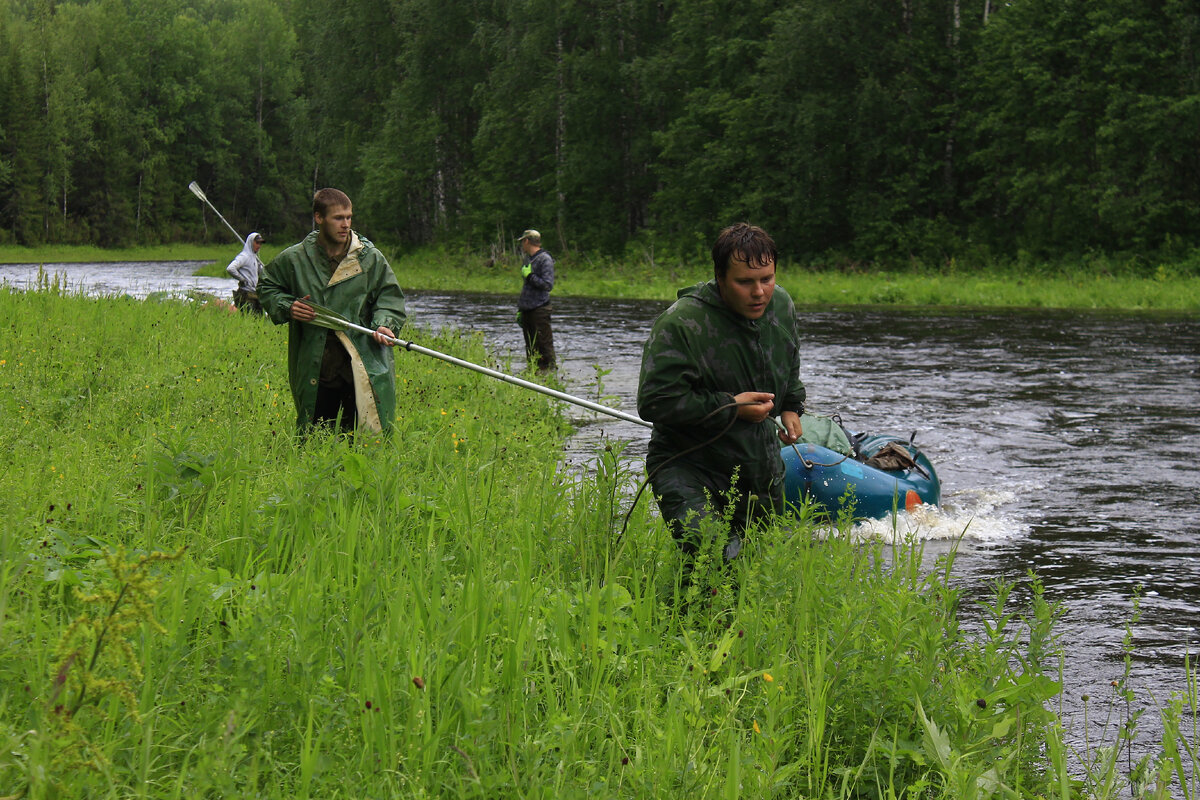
left=258, top=231, right=406, bottom=433
left=637, top=279, right=806, bottom=489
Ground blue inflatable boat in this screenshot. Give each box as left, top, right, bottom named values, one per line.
left=781, top=431, right=940, bottom=519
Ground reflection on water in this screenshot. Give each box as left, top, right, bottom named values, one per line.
left=4, top=262, right=1200, bottom=756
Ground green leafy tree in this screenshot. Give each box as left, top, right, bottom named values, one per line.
left=470, top=0, right=572, bottom=250
left=204, top=0, right=306, bottom=239
left=357, top=0, right=489, bottom=244
left=0, top=2, right=24, bottom=242
left=1087, top=0, right=1200, bottom=254
left=550, top=0, right=666, bottom=253
left=0, top=9, right=48, bottom=245
left=654, top=0, right=982, bottom=263
left=291, top=0, right=403, bottom=207
left=965, top=0, right=1200, bottom=261
left=639, top=0, right=785, bottom=254
left=0, top=0, right=1196, bottom=266
left=38, top=0, right=103, bottom=243
left=964, top=0, right=1110, bottom=255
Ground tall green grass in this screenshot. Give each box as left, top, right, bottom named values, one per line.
left=0, top=287, right=1196, bottom=797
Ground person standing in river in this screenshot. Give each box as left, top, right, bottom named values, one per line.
left=226, top=231, right=265, bottom=313
left=258, top=188, right=406, bottom=435
left=516, top=229, right=556, bottom=373
left=637, top=222, right=805, bottom=562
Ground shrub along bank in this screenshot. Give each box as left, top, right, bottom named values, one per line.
left=0, top=287, right=1194, bottom=797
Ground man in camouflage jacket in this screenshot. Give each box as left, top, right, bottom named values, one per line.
left=637, top=223, right=805, bottom=559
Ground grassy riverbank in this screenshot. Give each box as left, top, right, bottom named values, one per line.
left=3, top=243, right=1199, bottom=311
left=1, top=287, right=1196, bottom=797
left=387, top=247, right=1200, bottom=311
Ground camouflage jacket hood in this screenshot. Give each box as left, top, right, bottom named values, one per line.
left=637, top=279, right=806, bottom=487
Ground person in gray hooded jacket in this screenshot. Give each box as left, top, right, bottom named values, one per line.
left=226, top=231, right=265, bottom=313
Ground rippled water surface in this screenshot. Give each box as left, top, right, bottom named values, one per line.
left=0, top=260, right=230, bottom=299
left=406, top=290, right=1200, bottom=745
left=4, top=261, right=1199, bottom=750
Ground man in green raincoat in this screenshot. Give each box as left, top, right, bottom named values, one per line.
left=637, top=222, right=805, bottom=560
left=258, top=188, right=406, bottom=434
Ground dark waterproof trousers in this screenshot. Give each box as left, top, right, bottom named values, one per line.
left=519, top=303, right=556, bottom=372
left=648, top=454, right=783, bottom=560
left=232, top=288, right=263, bottom=314
left=311, top=332, right=357, bottom=433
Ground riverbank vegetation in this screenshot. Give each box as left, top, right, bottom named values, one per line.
left=0, top=244, right=284, bottom=267
left=4, top=242, right=1199, bottom=311
left=2, top=0, right=1198, bottom=282
left=384, top=248, right=1200, bottom=311
left=1, top=286, right=1197, bottom=797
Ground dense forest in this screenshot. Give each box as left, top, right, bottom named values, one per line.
left=1, top=0, right=1198, bottom=268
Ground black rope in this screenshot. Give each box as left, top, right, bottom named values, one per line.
left=614, top=406, right=868, bottom=558
left=781, top=410, right=853, bottom=469
left=786, top=443, right=850, bottom=470
left=615, top=397, right=771, bottom=548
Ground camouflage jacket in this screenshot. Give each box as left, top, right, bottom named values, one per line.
left=637, top=279, right=806, bottom=488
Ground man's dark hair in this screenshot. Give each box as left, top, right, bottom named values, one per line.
left=711, top=223, right=777, bottom=280
left=313, top=188, right=352, bottom=216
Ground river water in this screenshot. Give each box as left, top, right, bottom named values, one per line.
left=4, top=261, right=1199, bottom=759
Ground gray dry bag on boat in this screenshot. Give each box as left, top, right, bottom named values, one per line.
left=797, top=413, right=854, bottom=456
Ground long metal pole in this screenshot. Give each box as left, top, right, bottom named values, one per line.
left=334, top=317, right=653, bottom=429
left=188, top=181, right=265, bottom=272
left=188, top=181, right=245, bottom=246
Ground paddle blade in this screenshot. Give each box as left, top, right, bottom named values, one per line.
left=188, top=181, right=207, bottom=202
